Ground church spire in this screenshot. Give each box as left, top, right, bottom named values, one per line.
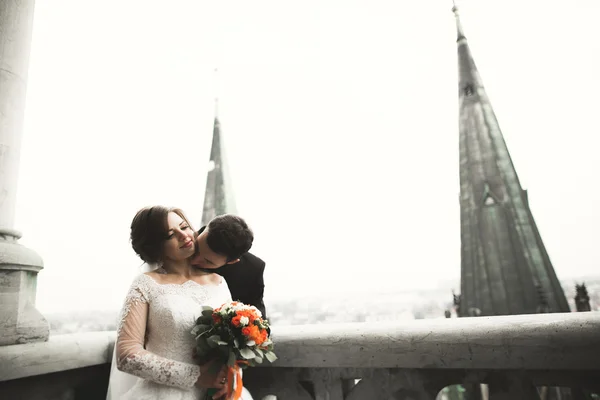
left=452, top=1, right=483, bottom=100
left=451, top=0, right=466, bottom=41
left=200, top=93, right=238, bottom=227
left=455, top=4, right=570, bottom=316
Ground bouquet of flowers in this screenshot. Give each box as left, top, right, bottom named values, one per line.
left=191, top=301, right=277, bottom=399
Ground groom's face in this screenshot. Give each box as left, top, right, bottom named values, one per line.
left=190, top=227, right=239, bottom=269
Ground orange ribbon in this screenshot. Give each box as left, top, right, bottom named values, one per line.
left=226, top=360, right=248, bottom=400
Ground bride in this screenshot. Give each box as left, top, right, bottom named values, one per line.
left=106, top=206, right=255, bottom=399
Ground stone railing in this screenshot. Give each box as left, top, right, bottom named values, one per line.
left=0, top=331, right=115, bottom=400
left=245, top=312, right=600, bottom=399
left=1, top=312, right=599, bottom=399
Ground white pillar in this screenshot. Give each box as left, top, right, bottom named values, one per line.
left=0, top=0, right=49, bottom=345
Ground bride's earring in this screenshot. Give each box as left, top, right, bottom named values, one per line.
left=146, top=260, right=165, bottom=273
left=156, top=260, right=165, bottom=273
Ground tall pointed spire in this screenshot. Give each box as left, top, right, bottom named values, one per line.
left=454, top=3, right=570, bottom=316
left=200, top=71, right=237, bottom=227
left=451, top=0, right=466, bottom=41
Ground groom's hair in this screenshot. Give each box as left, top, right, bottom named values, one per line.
left=206, top=214, right=253, bottom=262
left=130, top=205, right=193, bottom=264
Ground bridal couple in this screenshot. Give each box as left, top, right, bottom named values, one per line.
left=106, top=206, right=271, bottom=400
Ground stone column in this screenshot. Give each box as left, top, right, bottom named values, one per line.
left=0, top=0, right=49, bottom=345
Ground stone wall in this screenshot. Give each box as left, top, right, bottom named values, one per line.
left=1, top=314, right=599, bottom=399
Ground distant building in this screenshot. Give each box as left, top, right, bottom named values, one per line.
left=201, top=99, right=237, bottom=226
left=452, top=3, right=573, bottom=398
left=453, top=4, right=569, bottom=317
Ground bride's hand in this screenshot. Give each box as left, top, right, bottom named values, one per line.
left=209, top=371, right=229, bottom=400
left=194, top=359, right=227, bottom=390
left=212, top=382, right=228, bottom=399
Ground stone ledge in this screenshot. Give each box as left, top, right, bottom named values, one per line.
left=268, top=312, right=600, bottom=370
left=1, top=312, right=598, bottom=383
left=0, top=331, right=116, bottom=381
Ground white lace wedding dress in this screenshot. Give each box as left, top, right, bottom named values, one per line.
left=106, top=273, right=254, bottom=400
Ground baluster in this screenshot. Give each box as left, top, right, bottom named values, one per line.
left=488, top=372, right=540, bottom=400
left=311, top=369, right=344, bottom=400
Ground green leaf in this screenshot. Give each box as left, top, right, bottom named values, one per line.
left=227, top=350, right=237, bottom=367
left=233, top=338, right=240, bottom=348
left=197, top=315, right=213, bottom=325
left=196, top=310, right=213, bottom=321
left=253, top=348, right=264, bottom=357
left=264, top=351, right=278, bottom=363
left=195, top=326, right=214, bottom=340
left=254, top=356, right=263, bottom=364
left=239, top=348, right=255, bottom=360
left=201, top=305, right=214, bottom=312
left=207, top=335, right=222, bottom=348
left=192, top=324, right=212, bottom=336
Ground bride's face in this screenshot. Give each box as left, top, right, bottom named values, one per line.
left=162, top=212, right=195, bottom=261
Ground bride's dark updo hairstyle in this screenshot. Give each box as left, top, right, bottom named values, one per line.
left=130, top=206, right=193, bottom=264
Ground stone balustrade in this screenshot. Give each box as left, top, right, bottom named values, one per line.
left=1, top=312, right=599, bottom=399
left=245, top=312, right=600, bottom=399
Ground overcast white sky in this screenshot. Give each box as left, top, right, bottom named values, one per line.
left=13, top=0, right=600, bottom=313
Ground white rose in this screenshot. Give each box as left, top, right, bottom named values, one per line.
left=239, top=316, right=250, bottom=326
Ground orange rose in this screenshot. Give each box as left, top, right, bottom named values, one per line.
left=236, top=310, right=256, bottom=322
left=242, top=325, right=259, bottom=339
left=253, top=328, right=268, bottom=345
left=241, top=326, right=252, bottom=337
left=231, top=315, right=242, bottom=327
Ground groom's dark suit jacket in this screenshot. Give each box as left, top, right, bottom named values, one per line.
left=215, top=252, right=267, bottom=319
left=196, top=227, right=267, bottom=320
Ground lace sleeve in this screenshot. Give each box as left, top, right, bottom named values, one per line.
left=115, top=276, right=201, bottom=389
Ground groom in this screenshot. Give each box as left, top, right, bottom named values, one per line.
left=190, top=214, right=267, bottom=319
